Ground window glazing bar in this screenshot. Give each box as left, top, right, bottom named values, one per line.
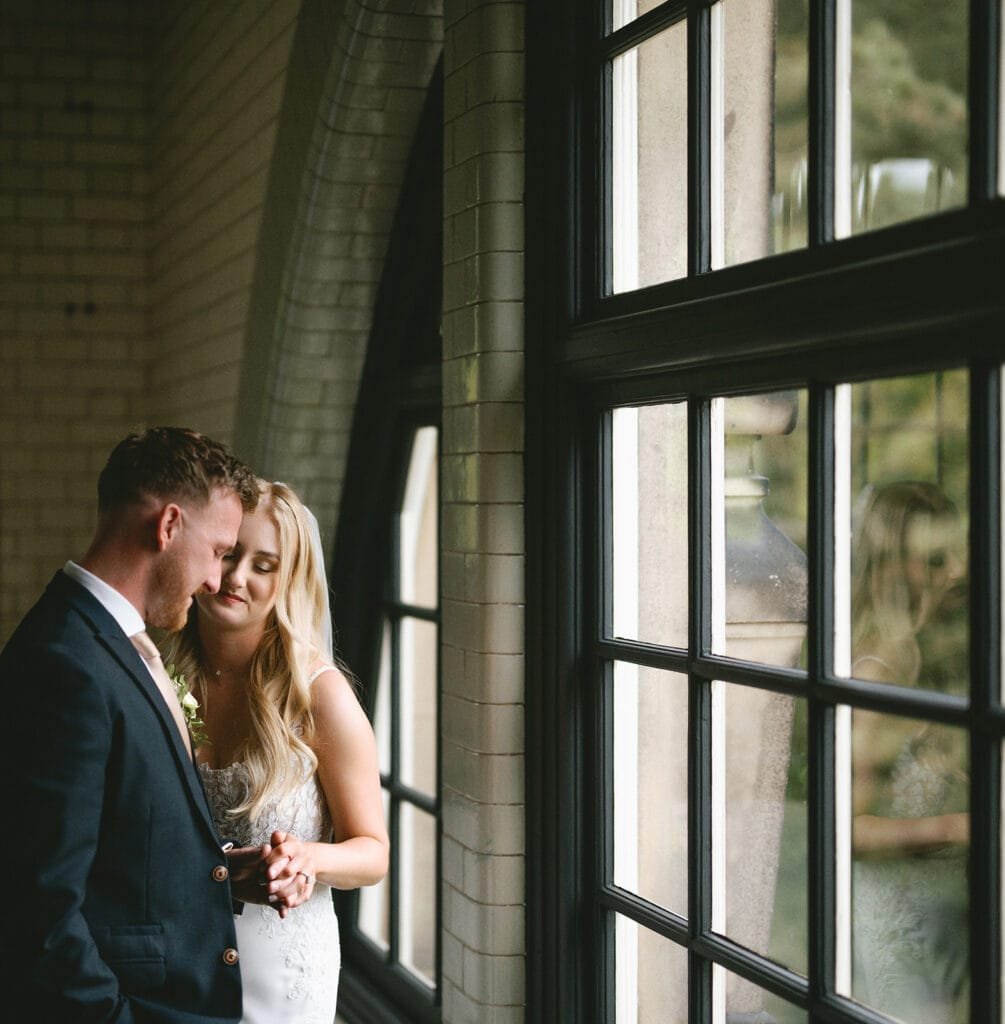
left=969, top=364, right=1002, bottom=1023
left=689, top=0, right=712, bottom=275
left=808, top=0, right=836, bottom=244
left=600, top=0, right=688, bottom=59
left=689, top=396, right=714, bottom=1024
left=969, top=0, right=1001, bottom=200
left=807, top=384, right=837, bottom=1005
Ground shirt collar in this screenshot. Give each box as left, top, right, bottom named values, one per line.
left=63, top=561, right=146, bottom=638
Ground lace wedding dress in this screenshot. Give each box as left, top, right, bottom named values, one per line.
left=200, top=748, right=340, bottom=1024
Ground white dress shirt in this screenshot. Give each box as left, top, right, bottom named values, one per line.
left=63, top=560, right=145, bottom=642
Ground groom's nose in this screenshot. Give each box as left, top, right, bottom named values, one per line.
left=203, top=561, right=223, bottom=594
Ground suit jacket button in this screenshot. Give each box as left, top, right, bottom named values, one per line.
left=223, top=948, right=239, bottom=966
left=212, top=865, right=229, bottom=882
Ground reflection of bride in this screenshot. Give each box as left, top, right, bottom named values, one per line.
left=849, top=481, right=968, bottom=1024
left=851, top=480, right=965, bottom=687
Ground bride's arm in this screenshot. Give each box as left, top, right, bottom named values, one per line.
left=263, top=666, right=389, bottom=910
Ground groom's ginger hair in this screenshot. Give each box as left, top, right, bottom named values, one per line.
left=97, top=427, right=259, bottom=514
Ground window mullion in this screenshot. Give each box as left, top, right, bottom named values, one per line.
left=808, top=0, right=836, bottom=245
left=688, top=0, right=712, bottom=275
left=969, top=0, right=1001, bottom=201
left=389, top=612, right=402, bottom=966
left=969, top=363, right=1002, bottom=1023
left=689, top=397, right=714, bottom=1024
left=807, top=383, right=838, bottom=1009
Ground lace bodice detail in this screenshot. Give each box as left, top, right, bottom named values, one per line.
left=199, top=754, right=332, bottom=849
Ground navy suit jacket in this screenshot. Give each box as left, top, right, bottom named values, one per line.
left=1, top=572, right=243, bottom=1023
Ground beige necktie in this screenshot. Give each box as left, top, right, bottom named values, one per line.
left=130, top=630, right=193, bottom=757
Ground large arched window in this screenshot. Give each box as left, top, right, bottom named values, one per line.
left=332, top=62, right=443, bottom=1024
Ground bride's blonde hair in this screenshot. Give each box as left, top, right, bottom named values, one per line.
left=165, top=480, right=332, bottom=820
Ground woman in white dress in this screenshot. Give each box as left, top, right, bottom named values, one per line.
left=849, top=481, right=968, bottom=1024
left=163, top=480, right=389, bottom=1023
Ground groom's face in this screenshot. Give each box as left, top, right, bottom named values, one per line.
left=148, top=489, right=244, bottom=631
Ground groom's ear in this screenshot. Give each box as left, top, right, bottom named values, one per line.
left=155, top=503, right=183, bottom=552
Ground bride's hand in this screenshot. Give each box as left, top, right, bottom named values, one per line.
left=264, top=830, right=317, bottom=917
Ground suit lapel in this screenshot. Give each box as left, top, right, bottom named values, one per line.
left=100, top=631, right=219, bottom=837
left=51, top=574, right=220, bottom=843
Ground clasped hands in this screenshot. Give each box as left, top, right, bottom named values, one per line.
left=226, top=830, right=317, bottom=918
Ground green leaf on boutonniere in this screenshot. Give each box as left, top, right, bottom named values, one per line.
left=166, top=664, right=211, bottom=747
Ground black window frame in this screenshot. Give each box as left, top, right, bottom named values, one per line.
left=332, top=59, right=444, bottom=1024
left=526, top=1, right=1005, bottom=1022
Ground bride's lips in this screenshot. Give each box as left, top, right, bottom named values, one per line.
left=217, top=592, right=246, bottom=606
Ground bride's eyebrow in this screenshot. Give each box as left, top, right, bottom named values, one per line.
left=255, top=550, right=280, bottom=561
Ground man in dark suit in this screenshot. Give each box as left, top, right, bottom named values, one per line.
left=2, top=427, right=261, bottom=1022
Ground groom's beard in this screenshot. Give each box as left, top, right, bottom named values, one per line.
left=147, top=550, right=195, bottom=632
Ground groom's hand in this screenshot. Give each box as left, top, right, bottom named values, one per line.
left=225, top=844, right=273, bottom=906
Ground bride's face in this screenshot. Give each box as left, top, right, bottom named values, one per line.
left=196, top=506, right=281, bottom=633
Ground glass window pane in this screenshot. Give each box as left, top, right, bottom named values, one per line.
left=615, top=913, right=688, bottom=1023
left=399, top=803, right=437, bottom=987
left=717, top=684, right=807, bottom=974
left=711, top=0, right=808, bottom=268
left=849, top=711, right=969, bottom=1022
left=400, top=616, right=437, bottom=794
left=613, top=663, right=688, bottom=917
left=611, top=23, right=688, bottom=293
left=611, top=403, right=688, bottom=647
left=399, top=426, right=438, bottom=609
left=716, top=965, right=808, bottom=1024
left=714, top=390, right=808, bottom=667
left=611, top=0, right=666, bottom=33
left=375, top=619, right=391, bottom=776
left=359, top=790, right=391, bottom=950
left=838, top=0, right=968, bottom=237
left=844, top=371, right=969, bottom=693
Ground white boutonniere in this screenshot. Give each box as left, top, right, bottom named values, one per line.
left=166, top=664, right=210, bottom=747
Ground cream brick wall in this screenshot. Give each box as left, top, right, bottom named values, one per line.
left=243, top=0, right=442, bottom=545
left=146, top=0, right=301, bottom=441
left=441, top=1, right=526, bottom=1020
left=0, top=0, right=148, bottom=643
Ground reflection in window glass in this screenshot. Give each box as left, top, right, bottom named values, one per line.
left=840, top=0, right=968, bottom=236
left=849, top=711, right=969, bottom=1022
left=714, top=391, right=808, bottom=667
left=711, top=0, right=808, bottom=268
left=400, top=804, right=437, bottom=987
left=846, top=371, right=969, bottom=693
left=613, top=663, right=688, bottom=917
left=611, top=403, right=688, bottom=647
left=717, top=685, right=807, bottom=974
left=611, top=24, right=688, bottom=292
left=774, top=0, right=809, bottom=253
left=717, top=964, right=808, bottom=1024
left=615, top=912, right=688, bottom=1023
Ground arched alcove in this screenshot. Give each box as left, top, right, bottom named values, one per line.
left=233, top=0, right=443, bottom=548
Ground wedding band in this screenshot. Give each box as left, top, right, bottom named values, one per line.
left=297, top=871, right=312, bottom=883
